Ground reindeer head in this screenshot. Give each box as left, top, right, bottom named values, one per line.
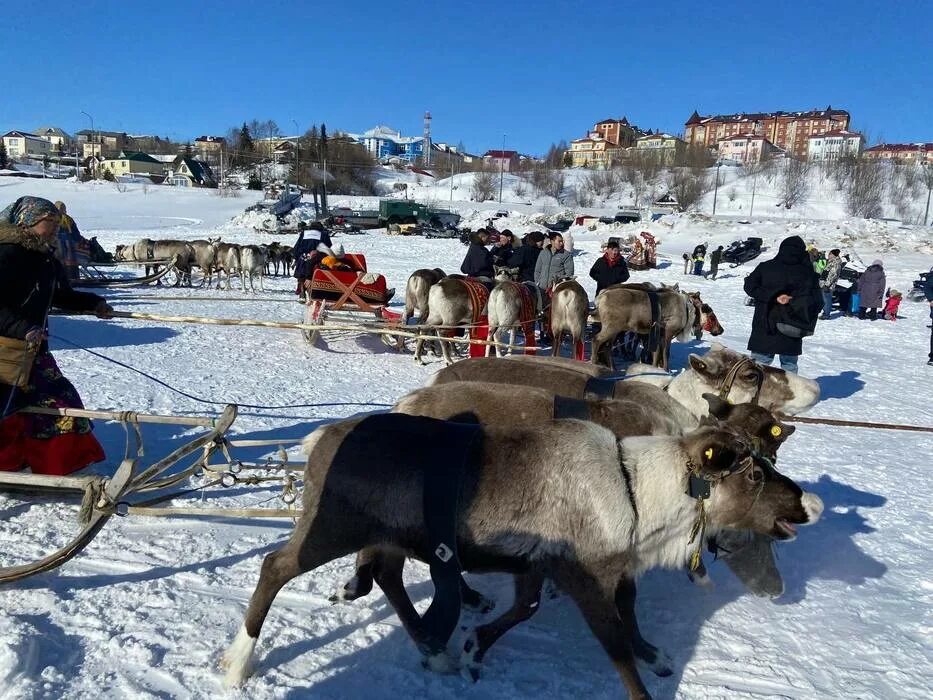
left=681, top=423, right=822, bottom=541
left=494, top=266, right=520, bottom=281
left=208, top=236, right=221, bottom=245
left=702, top=393, right=795, bottom=462
left=114, top=244, right=127, bottom=261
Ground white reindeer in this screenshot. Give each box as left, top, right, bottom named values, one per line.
left=240, top=245, right=267, bottom=292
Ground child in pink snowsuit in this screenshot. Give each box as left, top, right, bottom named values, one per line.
left=883, top=290, right=902, bottom=320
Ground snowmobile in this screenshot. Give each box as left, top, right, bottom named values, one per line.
left=907, top=269, right=932, bottom=302
left=723, top=237, right=763, bottom=267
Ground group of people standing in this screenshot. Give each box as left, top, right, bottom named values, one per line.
left=684, top=244, right=724, bottom=280
left=815, top=248, right=900, bottom=321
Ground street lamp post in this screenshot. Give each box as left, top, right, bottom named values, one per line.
left=924, top=162, right=932, bottom=227
left=498, top=133, right=507, bottom=203
left=711, top=160, right=723, bottom=215
left=80, top=111, right=95, bottom=177
left=292, top=120, right=300, bottom=190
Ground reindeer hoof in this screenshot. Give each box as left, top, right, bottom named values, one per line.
left=460, top=630, right=482, bottom=681
left=421, top=651, right=458, bottom=675
left=461, top=591, right=495, bottom=615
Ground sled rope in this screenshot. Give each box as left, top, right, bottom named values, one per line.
left=780, top=414, right=933, bottom=434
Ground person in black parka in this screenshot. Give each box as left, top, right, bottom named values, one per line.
left=509, top=231, right=545, bottom=283
left=460, top=229, right=495, bottom=279
left=743, top=235, right=822, bottom=374
left=490, top=229, right=515, bottom=268
left=589, top=240, right=630, bottom=294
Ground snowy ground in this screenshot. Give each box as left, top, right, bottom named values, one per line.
left=1, top=179, right=932, bottom=699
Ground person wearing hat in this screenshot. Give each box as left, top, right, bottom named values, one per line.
left=1, top=196, right=114, bottom=475
left=589, top=240, right=630, bottom=294
left=490, top=229, right=515, bottom=268
left=856, top=259, right=886, bottom=320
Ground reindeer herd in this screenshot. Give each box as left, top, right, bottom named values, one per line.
left=404, top=266, right=724, bottom=369
left=114, top=238, right=294, bottom=292
left=222, top=348, right=824, bottom=699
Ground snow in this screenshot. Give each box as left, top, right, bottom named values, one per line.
left=1, top=177, right=932, bottom=699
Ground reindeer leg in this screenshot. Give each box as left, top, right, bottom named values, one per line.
left=461, top=571, right=544, bottom=680
left=616, top=579, right=672, bottom=677
left=485, top=324, right=496, bottom=357
left=507, top=327, right=517, bottom=357
left=331, top=547, right=380, bottom=602
left=554, top=565, right=651, bottom=700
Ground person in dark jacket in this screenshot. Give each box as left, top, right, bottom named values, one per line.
left=460, top=229, right=494, bottom=279
left=0, top=196, right=113, bottom=476
left=293, top=222, right=334, bottom=297
left=589, top=241, right=630, bottom=294
left=509, top=231, right=545, bottom=283
left=924, top=269, right=933, bottom=366
left=856, top=259, right=886, bottom=320
left=706, top=245, right=724, bottom=280
left=743, top=235, right=822, bottom=374
left=490, top=230, right=515, bottom=268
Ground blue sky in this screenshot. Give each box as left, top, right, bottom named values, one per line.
left=4, top=0, right=931, bottom=155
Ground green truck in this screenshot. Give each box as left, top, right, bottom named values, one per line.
left=377, top=200, right=461, bottom=228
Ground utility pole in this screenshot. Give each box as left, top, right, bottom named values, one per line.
left=81, top=111, right=94, bottom=177
left=711, top=159, right=722, bottom=215
left=498, top=133, right=506, bottom=203
left=449, top=156, right=455, bottom=201
left=292, top=120, right=300, bottom=190
left=749, top=170, right=758, bottom=218
left=924, top=163, right=932, bottom=226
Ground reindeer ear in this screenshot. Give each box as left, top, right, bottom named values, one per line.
left=702, top=392, right=732, bottom=418
left=709, top=341, right=725, bottom=352
left=700, top=441, right=740, bottom=476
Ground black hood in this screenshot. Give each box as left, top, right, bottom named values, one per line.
left=776, top=235, right=808, bottom=265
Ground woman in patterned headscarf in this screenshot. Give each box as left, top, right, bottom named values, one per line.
left=0, top=196, right=114, bottom=475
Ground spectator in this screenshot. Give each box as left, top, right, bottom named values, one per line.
left=491, top=229, right=515, bottom=268
left=882, top=289, right=902, bottom=321
left=924, top=271, right=933, bottom=366
left=692, top=244, right=706, bottom=275
left=706, top=245, right=724, bottom=280
left=743, top=235, right=822, bottom=373
left=682, top=253, right=690, bottom=275
left=857, top=259, right=886, bottom=320
left=589, top=241, right=630, bottom=294
left=460, top=229, right=495, bottom=279
left=510, top=231, right=545, bottom=283
left=1, top=196, right=114, bottom=476
left=819, top=249, right=844, bottom=319
left=534, top=232, right=574, bottom=292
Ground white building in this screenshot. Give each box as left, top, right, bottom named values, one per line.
left=346, top=125, right=425, bottom=163
left=2, top=131, right=52, bottom=159
left=34, top=127, right=71, bottom=152
left=807, top=129, right=864, bottom=162
left=716, top=134, right=776, bottom=163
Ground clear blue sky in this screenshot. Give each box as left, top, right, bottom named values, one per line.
left=4, top=0, right=931, bottom=155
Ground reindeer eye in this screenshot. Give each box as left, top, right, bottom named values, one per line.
left=741, top=370, right=759, bottom=381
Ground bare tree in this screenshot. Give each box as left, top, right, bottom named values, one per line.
left=583, top=167, right=624, bottom=199
left=844, top=160, right=885, bottom=218
left=667, top=168, right=709, bottom=211
left=471, top=166, right=496, bottom=201
left=779, top=158, right=811, bottom=209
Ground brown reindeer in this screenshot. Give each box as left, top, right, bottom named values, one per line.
left=222, top=415, right=822, bottom=699
left=593, top=286, right=723, bottom=369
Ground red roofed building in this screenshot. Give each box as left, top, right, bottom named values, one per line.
left=717, top=133, right=778, bottom=163
left=863, top=142, right=933, bottom=164
left=482, top=149, right=519, bottom=172
left=684, top=106, right=851, bottom=159
left=592, top=117, right=645, bottom=148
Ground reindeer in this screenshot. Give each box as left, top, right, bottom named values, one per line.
left=214, top=243, right=241, bottom=291
left=240, top=245, right=267, bottom=292
left=404, top=268, right=447, bottom=324
left=222, top=415, right=822, bottom=698
left=189, top=237, right=221, bottom=288
left=593, top=286, right=723, bottom=370
left=549, top=279, right=589, bottom=358
left=414, top=270, right=512, bottom=365
left=485, top=266, right=538, bottom=357
left=127, top=238, right=195, bottom=285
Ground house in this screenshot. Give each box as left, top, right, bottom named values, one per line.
left=592, top=117, right=645, bottom=148
left=75, top=130, right=129, bottom=158
left=272, top=140, right=296, bottom=163
left=165, top=157, right=216, bottom=187
left=194, top=135, right=226, bottom=163
left=807, top=130, right=865, bottom=162
left=684, top=106, right=851, bottom=160
left=34, top=127, right=72, bottom=153
left=566, top=134, right=621, bottom=168
left=100, top=151, right=165, bottom=178
left=863, top=142, right=933, bottom=164
left=347, top=125, right=426, bottom=163
left=717, top=134, right=778, bottom=164
left=482, top=149, right=519, bottom=172
left=635, top=133, right=686, bottom=164
left=2, top=131, right=52, bottom=159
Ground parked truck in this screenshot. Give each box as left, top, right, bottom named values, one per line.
left=377, top=200, right=461, bottom=228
